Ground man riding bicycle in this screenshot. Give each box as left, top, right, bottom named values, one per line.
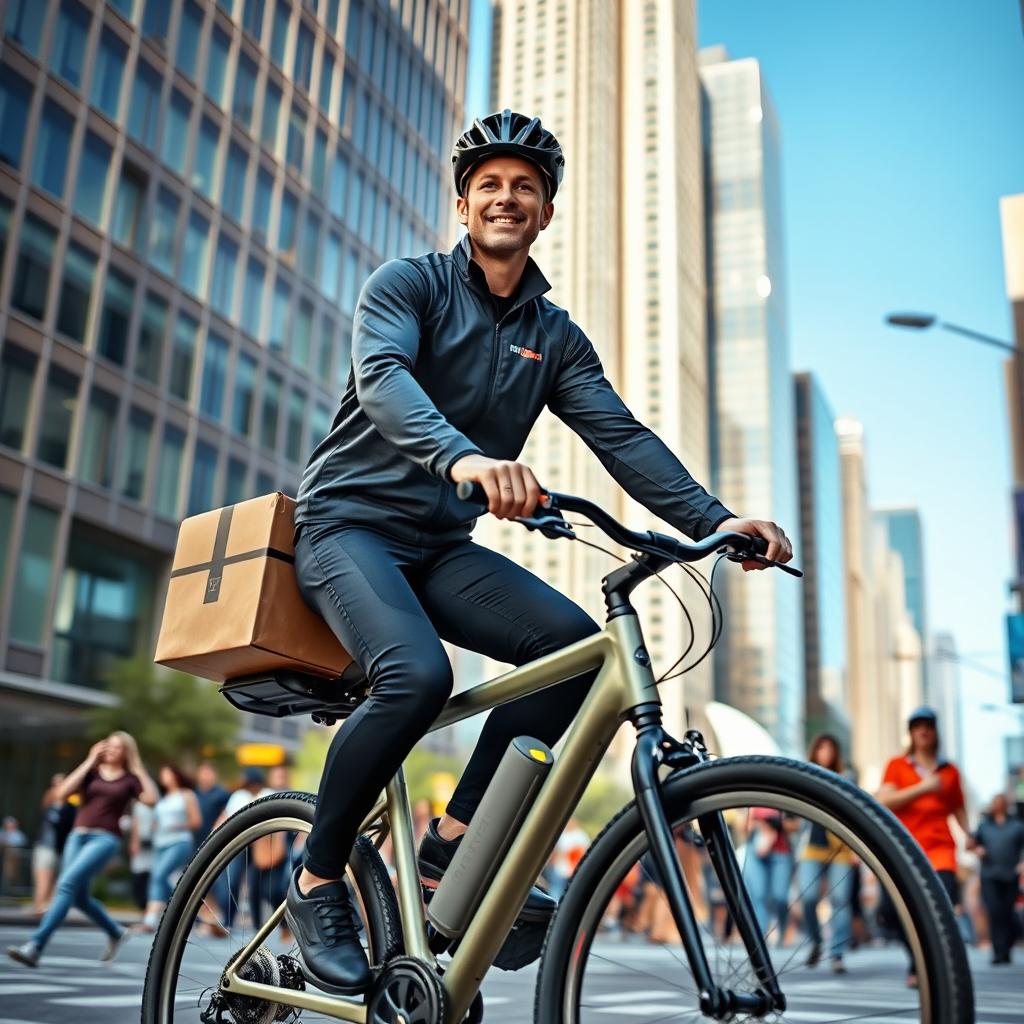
left=285, top=108, right=793, bottom=993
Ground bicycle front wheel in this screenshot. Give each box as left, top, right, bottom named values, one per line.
left=142, top=791, right=401, bottom=1024
left=535, top=756, right=973, bottom=1023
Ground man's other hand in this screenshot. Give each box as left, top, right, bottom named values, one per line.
left=714, top=516, right=793, bottom=572
left=451, top=454, right=544, bottom=519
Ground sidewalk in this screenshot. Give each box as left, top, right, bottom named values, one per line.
left=0, top=902, right=141, bottom=928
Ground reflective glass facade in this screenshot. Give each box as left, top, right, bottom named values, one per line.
left=701, top=51, right=804, bottom=754
left=0, top=0, right=469, bottom=791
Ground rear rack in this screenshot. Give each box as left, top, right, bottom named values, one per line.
left=219, top=666, right=369, bottom=725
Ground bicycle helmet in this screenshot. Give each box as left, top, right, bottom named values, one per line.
left=452, top=109, right=565, bottom=200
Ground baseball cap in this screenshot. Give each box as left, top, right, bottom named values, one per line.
left=907, top=706, right=937, bottom=728
left=242, top=766, right=266, bottom=786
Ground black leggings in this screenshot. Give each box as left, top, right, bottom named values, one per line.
left=294, top=522, right=600, bottom=878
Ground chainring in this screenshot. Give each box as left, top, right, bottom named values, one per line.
left=367, top=956, right=446, bottom=1024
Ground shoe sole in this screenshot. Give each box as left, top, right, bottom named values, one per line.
left=7, top=950, right=38, bottom=968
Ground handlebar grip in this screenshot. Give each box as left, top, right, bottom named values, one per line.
left=455, top=480, right=487, bottom=504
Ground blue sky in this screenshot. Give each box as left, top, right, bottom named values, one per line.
left=466, top=1, right=1024, bottom=793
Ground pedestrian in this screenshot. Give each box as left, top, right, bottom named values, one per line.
left=248, top=765, right=293, bottom=940
left=1, top=816, right=28, bottom=896
left=797, top=734, right=856, bottom=973
left=546, top=818, right=589, bottom=902
left=876, top=706, right=973, bottom=987
left=743, top=807, right=799, bottom=942
left=31, top=776, right=76, bottom=915
left=128, top=799, right=155, bottom=911
left=140, top=765, right=201, bottom=932
left=194, top=762, right=230, bottom=846
left=973, top=793, right=1024, bottom=965
left=6, top=732, right=158, bottom=968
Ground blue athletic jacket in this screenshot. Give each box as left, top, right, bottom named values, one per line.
left=295, top=235, right=734, bottom=542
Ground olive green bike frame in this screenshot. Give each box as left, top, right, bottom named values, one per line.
left=222, top=609, right=657, bottom=1022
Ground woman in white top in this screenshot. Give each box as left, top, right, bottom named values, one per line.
left=141, top=765, right=200, bottom=931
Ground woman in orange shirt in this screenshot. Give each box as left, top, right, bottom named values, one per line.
left=876, top=706, right=973, bottom=986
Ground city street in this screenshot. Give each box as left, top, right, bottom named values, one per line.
left=1, top=924, right=1022, bottom=1023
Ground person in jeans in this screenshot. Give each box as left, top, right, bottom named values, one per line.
left=284, top=109, right=792, bottom=992
left=140, top=765, right=201, bottom=932
left=797, top=734, right=856, bottom=973
left=743, top=807, right=798, bottom=942
left=7, top=732, right=158, bottom=967
left=974, top=793, right=1024, bottom=964
left=877, top=707, right=974, bottom=987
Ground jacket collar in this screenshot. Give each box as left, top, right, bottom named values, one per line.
left=452, top=233, right=551, bottom=309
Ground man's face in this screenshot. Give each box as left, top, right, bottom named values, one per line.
left=457, top=156, right=554, bottom=257
left=910, top=720, right=937, bottom=750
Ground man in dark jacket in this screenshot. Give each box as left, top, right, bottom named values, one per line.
left=285, top=109, right=793, bottom=991
left=975, top=793, right=1024, bottom=964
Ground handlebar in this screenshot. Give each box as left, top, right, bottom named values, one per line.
left=454, top=481, right=802, bottom=577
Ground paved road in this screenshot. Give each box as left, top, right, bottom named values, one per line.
left=1, top=924, right=1021, bottom=1022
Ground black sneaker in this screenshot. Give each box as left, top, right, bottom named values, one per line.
left=417, top=818, right=556, bottom=923
left=284, top=866, right=371, bottom=994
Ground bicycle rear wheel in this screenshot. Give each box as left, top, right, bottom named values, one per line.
left=141, top=791, right=401, bottom=1023
left=535, top=756, right=973, bottom=1023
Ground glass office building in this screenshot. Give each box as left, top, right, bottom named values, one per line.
left=0, top=0, right=469, bottom=813
left=700, top=48, right=804, bottom=754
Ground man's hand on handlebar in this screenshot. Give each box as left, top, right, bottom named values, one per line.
left=450, top=454, right=545, bottom=520
left=714, top=517, right=793, bottom=572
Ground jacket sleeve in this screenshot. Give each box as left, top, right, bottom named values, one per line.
left=548, top=323, right=735, bottom=541
left=352, top=259, right=482, bottom=479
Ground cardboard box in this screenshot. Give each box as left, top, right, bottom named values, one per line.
left=155, top=493, right=353, bottom=682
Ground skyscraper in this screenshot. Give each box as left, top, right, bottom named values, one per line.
left=794, top=372, right=847, bottom=744
left=0, top=0, right=469, bottom=819
left=487, top=0, right=717, bottom=745
left=700, top=48, right=803, bottom=755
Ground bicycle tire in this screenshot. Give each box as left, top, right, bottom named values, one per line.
left=534, top=756, right=973, bottom=1023
left=142, top=791, right=401, bottom=1023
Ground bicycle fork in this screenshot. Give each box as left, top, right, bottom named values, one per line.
left=629, top=705, right=786, bottom=1019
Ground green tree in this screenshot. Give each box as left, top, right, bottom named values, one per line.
left=87, top=656, right=239, bottom=771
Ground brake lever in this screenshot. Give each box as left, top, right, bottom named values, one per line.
left=515, top=514, right=577, bottom=541
left=719, top=548, right=804, bottom=578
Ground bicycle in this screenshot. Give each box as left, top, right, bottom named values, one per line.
left=142, top=485, right=973, bottom=1023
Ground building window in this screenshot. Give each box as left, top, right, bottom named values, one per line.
left=319, top=51, right=334, bottom=117
left=109, top=0, right=136, bottom=19
left=37, top=364, right=79, bottom=470
left=311, top=128, right=327, bottom=197
left=329, top=149, right=347, bottom=218
left=0, top=344, right=37, bottom=452
left=91, top=28, right=127, bottom=120
left=255, top=469, right=274, bottom=494
left=4, top=0, right=45, bottom=56
left=261, top=370, right=281, bottom=451
left=9, top=501, right=60, bottom=645
left=222, top=142, right=248, bottom=223
left=73, top=133, right=113, bottom=226
left=154, top=424, right=186, bottom=518
left=243, top=0, right=265, bottom=39
left=31, top=100, right=74, bottom=199
left=119, top=406, right=153, bottom=501
left=79, top=386, right=118, bottom=488
left=252, top=166, right=273, bottom=242
left=128, top=60, right=162, bottom=150
left=317, top=312, right=334, bottom=380
left=234, top=53, right=258, bottom=130
left=270, top=0, right=291, bottom=67
left=225, top=456, right=248, bottom=504
left=293, top=298, right=312, bottom=369
left=161, top=90, right=191, bottom=176
left=278, top=188, right=297, bottom=256
left=0, top=66, right=31, bottom=169
left=242, top=257, right=265, bottom=337
left=261, top=80, right=282, bottom=152
left=300, top=209, right=319, bottom=278
left=311, top=402, right=331, bottom=446
left=211, top=234, right=239, bottom=319
left=269, top=276, right=290, bottom=352
left=200, top=330, right=229, bottom=420
left=293, top=22, right=314, bottom=91
left=141, top=0, right=171, bottom=44
left=179, top=210, right=210, bottom=298
left=97, top=266, right=134, bottom=365
left=286, top=103, right=305, bottom=174
left=51, top=0, right=91, bottom=89
left=193, top=116, right=220, bottom=198
left=286, top=387, right=305, bottom=462
left=111, top=165, right=145, bottom=248
left=136, top=291, right=167, bottom=385
left=170, top=312, right=198, bottom=400
left=11, top=213, right=57, bottom=321
left=176, top=0, right=203, bottom=80
left=232, top=351, right=256, bottom=436
left=321, top=231, right=341, bottom=300
left=206, top=26, right=230, bottom=107
left=57, top=242, right=97, bottom=344
left=148, top=188, right=180, bottom=276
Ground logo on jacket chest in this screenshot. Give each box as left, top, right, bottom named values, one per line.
left=509, top=343, right=543, bottom=363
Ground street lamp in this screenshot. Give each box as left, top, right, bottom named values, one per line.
left=885, top=313, right=1019, bottom=356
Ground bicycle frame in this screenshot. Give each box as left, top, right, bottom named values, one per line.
left=223, top=603, right=782, bottom=1022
